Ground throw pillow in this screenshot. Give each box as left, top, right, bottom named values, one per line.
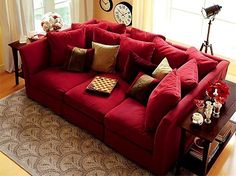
left=122, top=51, right=157, bottom=83
left=93, top=27, right=121, bottom=45
left=117, top=36, right=155, bottom=72
left=84, top=18, right=99, bottom=25
left=91, top=41, right=120, bottom=73
left=100, top=20, right=126, bottom=34
left=47, top=28, right=86, bottom=66
left=130, top=27, right=166, bottom=42
left=177, top=59, right=199, bottom=92
left=187, top=47, right=218, bottom=79
left=152, top=57, right=172, bottom=81
left=127, top=72, right=159, bottom=105
left=64, top=45, right=94, bottom=72
left=145, top=69, right=181, bottom=131
left=152, top=37, right=187, bottom=68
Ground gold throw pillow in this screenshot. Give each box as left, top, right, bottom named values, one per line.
left=152, top=58, right=172, bottom=80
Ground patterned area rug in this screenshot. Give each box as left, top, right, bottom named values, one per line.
left=0, top=89, right=153, bottom=176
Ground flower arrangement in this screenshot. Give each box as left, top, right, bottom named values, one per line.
left=41, top=12, right=63, bottom=32
left=206, top=80, right=230, bottom=104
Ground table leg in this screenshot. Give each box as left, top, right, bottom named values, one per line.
left=11, top=48, right=19, bottom=85
left=201, top=140, right=210, bottom=176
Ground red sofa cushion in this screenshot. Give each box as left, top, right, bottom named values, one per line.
left=93, top=27, right=121, bottom=45
left=105, top=98, right=154, bottom=151
left=84, top=18, right=99, bottom=25
left=177, top=59, right=199, bottom=92
left=47, top=28, right=86, bottom=66
left=145, top=70, right=181, bottom=131
left=117, top=36, right=155, bottom=72
left=152, top=37, right=187, bottom=68
left=130, top=27, right=166, bottom=42
left=122, top=51, right=156, bottom=83
left=100, top=20, right=126, bottom=34
left=64, top=73, right=129, bottom=123
left=31, top=67, right=94, bottom=100
left=187, top=47, right=218, bottom=79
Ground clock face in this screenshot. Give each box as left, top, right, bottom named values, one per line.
left=99, top=0, right=113, bottom=12
left=114, top=2, right=132, bottom=26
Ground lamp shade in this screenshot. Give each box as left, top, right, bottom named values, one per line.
left=202, top=5, right=222, bottom=19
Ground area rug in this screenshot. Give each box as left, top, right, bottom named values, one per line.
left=0, top=89, right=154, bottom=176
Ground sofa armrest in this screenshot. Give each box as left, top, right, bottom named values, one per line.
left=151, top=60, right=229, bottom=173
left=20, top=38, right=50, bottom=77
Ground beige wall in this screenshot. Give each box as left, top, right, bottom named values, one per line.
left=93, top=0, right=133, bottom=22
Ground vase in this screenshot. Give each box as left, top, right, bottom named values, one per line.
left=213, top=101, right=222, bottom=118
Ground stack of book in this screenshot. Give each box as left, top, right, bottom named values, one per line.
left=216, top=122, right=232, bottom=143
left=190, top=138, right=219, bottom=162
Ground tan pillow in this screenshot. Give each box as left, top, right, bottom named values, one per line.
left=152, top=58, right=172, bottom=80
left=91, top=41, right=120, bottom=73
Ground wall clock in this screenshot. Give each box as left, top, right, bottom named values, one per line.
left=114, top=2, right=132, bottom=26
left=99, top=0, right=113, bottom=12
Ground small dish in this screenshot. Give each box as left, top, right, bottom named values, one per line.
left=192, top=112, right=203, bottom=125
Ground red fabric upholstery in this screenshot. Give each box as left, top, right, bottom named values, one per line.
left=100, top=20, right=126, bottom=34
left=152, top=37, right=187, bottom=68
left=187, top=47, right=218, bottom=79
left=122, top=52, right=156, bottom=83
left=105, top=98, right=154, bottom=151
left=92, top=27, right=121, bottom=45
left=145, top=70, right=181, bottom=131
left=84, top=18, right=99, bottom=24
left=64, top=73, right=129, bottom=123
left=177, top=59, right=199, bottom=92
left=31, top=67, right=94, bottom=100
left=130, top=27, right=166, bottom=42
left=47, top=28, right=86, bottom=66
left=117, top=36, right=155, bottom=72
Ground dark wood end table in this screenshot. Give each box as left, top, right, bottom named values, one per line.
left=176, top=81, right=236, bottom=176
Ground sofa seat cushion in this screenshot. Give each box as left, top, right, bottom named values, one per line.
left=64, top=73, right=129, bottom=123
left=31, top=67, right=94, bottom=100
left=105, top=98, right=154, bottom=151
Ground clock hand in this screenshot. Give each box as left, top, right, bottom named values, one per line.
left=102, top=0, right=108, bottom=5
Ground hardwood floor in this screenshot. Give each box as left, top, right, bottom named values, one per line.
left=0, top=71, right=235, bottom=175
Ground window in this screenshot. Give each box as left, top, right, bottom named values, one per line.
left=33, top=0, right=71, bottom=32
left=153, top=0, right=236, bottom=61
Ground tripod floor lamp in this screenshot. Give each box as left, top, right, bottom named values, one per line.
left=200, top=5, right=222, bottom=55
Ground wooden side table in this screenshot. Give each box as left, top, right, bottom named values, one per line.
left=8, top=40, right=29, bottom=85
left=176, top=81, right=236, bottom=176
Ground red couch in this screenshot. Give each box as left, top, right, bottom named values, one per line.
left=19, top=19, right=229, bottom=175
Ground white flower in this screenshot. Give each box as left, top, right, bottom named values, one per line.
left=41, top=12, right=63, bottom=32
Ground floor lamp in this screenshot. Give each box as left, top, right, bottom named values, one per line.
left=200, top=5, right=222, bottom=55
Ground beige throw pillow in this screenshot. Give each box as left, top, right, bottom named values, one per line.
left=152, top=58, right=172, bottom=80
left=91, top=41, right=120, bottom=73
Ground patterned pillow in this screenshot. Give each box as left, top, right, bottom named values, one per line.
left=152, top=58, right=172, bottom=81
left=127, top=72, right=159, bottom=104
left=91, top=42, right=120, bottom=73
left=65, top=46, right=94, bottom=72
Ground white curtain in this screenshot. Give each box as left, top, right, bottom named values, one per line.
left=132, top=0, right=155, bottom=32
left=0, top=0, right=34, bottom=72
left=71, top=0, right=93, bottom=23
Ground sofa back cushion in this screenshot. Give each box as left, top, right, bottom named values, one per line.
left=130, top=27, right=166, bottom=42
left=91, top=42, right=120, bottom=73
left=64, top=45, right=94, bottom=72
left=122, top=51, right=157, bottom=83
left=93, top=27, right=121, bottom=45
left=100, top=20, right=126, bottom=34
left=117, top=36, right=155, bottom=72
left=145, top=70, right=181, bottom=131
left=152, top=37, right=187, bottom=68
left=47, top=28, right=86, bottom=66
left=187, top=47, right=218, bottom=79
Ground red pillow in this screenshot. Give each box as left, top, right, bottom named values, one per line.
left=127, top=72, right=159, bottom=104
left=152, top=37, right=187, bottom=68
left=64, top=45, right=94, bottom=72
left=93, top=27, right=121, bottom=45
left=47, top=28, right=86, bottom=66
left=117, top=36, right=155, bottom=72
left=100, top=20, right=126, bottom=34
left=130, top=27, right=166, bottom=42
left=122, top=52, right=157, bottom=83
left=145, top=70, right=181, bottom=131
left=187, top=47, right=218, bottom=79
left=84, top=18, right=99, bottom=25
left=177, top=59, right=198, bottom=92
